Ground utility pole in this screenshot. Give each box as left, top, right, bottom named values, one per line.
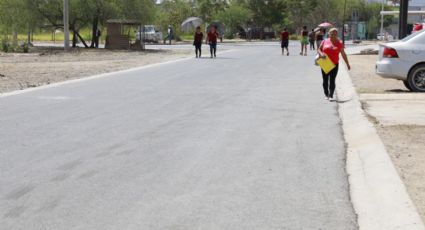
left=342, top=0, right=347, bottom=46
left=63, top=0, right=70, bottom=51
left=380, top=0, right=385, bottom=40
left=399, top=0, right=409, bottom=39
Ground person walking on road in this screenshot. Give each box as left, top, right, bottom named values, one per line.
left=316, top=28, right=325, bottom=50
left=193, top=26, right=203, bottom=58
left=280, top=28, right=290, bottom=56
left=300, top=26, right=309, bottom=56
left=164, top=25, right=173, bottom=45
left=206, top=26, right=219, bottom=58
left=317, top=28, right=351, bottom=102
left=308, top=29, right=316, bottom=50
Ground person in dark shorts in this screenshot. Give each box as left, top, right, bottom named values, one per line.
left=206, top=26, right=219, bottom=58
left=308, top=29, right=316, bottom=50
left=193, top=26, right=203, bottom=58
left=300, top=26, right=309, bottom=56
left=280, top=28, right=290, bottom=56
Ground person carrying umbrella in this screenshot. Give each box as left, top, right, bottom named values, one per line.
left=316, top=28, right=325, bottom=49
left=193, top=26, right=203, bottom=58
left=206, top=26, right=219, bottom=58
left=317, top=28, right=351, bottom=102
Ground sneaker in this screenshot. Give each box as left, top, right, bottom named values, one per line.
left=325, top=97, right=329, bottom=100
left=329, top=97, right=336, bottom=102
left=287, top=53, right=289, bottom=56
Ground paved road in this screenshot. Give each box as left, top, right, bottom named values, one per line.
left=0, top=43, right=357, bottom=230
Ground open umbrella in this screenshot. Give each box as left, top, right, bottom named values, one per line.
left=318, top=22, right=333, bottom=28
left=181, top=17, right=203, bottom=32
left=207, top=21, right=225, bottom=36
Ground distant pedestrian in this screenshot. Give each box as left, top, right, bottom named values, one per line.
left=308, top=29, right=316, bottom=50
left=193, top=26, right=203, bottom=58
left=300, top=26, right=309, bottom=56
left=280, top=28, right=290, bottom=56
left=317, top=28, right=351, bottom=102
left=206, top=26, right=219, bottom=58
left=94, top=28, right=101, bottom=48
left=316, top=28, right=324, bottom=49
left=164, top=25, right=173, bottom=45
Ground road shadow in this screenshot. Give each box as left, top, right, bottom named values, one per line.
left=336, top=98, right=353, bottom=104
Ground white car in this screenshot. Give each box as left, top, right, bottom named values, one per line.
left=136, top=25, right=163, bottom=43
left=376, top=30, right=425, bottom=92
left=377, top=33, right=394, bottom=41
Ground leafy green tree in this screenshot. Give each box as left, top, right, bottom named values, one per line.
left=196, top=0, right=228, bottom=22
left=156, top=0, right=194, bottom=38
left=214, top=4, right=253, bottom=38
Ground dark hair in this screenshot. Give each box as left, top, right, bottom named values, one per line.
left=303, top=26, right=307, bottom=30
left=196, top=26, right=201, bottom=30
left=283, top=27, right=287, bottom=31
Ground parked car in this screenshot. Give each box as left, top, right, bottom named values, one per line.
left=237, top=27, right=276, bottom=40
left=376, top=33, right=394, bottom=41
left=376, top=30, right=425, bottom=92
left=136, top=25, right=163, bottom=43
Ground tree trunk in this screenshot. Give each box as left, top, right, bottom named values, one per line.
left=90, top=16, right=99, bottom=48
left=72, top=30, right=77, bottom=47
left=12, top=27, right=18, bottom=47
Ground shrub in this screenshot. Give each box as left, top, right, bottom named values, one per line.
left=1, top=40, right=10, bottom=52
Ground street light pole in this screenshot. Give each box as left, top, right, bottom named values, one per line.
left=63, top=0, right=70, bottom=51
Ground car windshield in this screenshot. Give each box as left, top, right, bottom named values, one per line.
left=144, top=27, right=155, bottom=33
left=402, top=30, right=425, bottom=42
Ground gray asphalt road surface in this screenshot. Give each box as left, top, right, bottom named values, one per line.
left=0, top=42, right=357, bottom=230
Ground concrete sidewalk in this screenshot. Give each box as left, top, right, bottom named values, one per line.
left=336, top=65, right=425, bottom=230
left=360, top=93, right=425, bottom=126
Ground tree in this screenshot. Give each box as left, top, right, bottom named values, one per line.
left=214, top=4, right=253, bottom=38
left=196, top=0, right=228, bottom=22
left=156, top=0, right=194, bottom=38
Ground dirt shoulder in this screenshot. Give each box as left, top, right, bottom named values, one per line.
left=0, top=47, right=191, bottom=93
left=349, top=54, right=408, bottom=94
left=349, top=53, right=425, bottom=222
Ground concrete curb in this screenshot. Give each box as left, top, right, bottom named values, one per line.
left=336, top=65, right=425, bottom=230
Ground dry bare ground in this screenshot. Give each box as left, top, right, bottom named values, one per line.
left=0, top=47, right=191, bottom=93
left=349, top=54, right=425, bottom=221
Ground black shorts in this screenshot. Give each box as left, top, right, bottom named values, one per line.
left=281, top=40, right=288, bottom=48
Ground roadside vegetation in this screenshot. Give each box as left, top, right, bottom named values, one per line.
left=0, top=0, right=396, bottom=52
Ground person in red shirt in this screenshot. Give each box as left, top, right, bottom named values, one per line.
left=206, top=26, right=219, bottom=58
left=317, top=28, right=351, bottom=101
left=280, top=28, right=290, bottom=56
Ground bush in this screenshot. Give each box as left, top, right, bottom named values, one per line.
left=1, top=40, right=10, bottom=52
left=289, top=34, right=300, bottom=40
left=22, top=42, right=29, bottom=53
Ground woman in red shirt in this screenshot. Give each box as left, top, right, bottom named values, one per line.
left=317, top=28, right=351, bottom=101
left=193, top=26, right=203, bottom=58
left=206, top=26, right=219, bottom=58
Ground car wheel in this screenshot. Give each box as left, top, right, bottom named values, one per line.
left=408, top=64, right=425, bottom=92
left=403, top=80, right=413, bottom=91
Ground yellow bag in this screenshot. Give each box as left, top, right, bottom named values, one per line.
left=316, top=54, right=336, bottom=74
